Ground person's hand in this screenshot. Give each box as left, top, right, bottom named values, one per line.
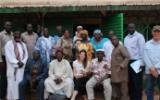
left=85, top=71, right=93, bottom=76
left=18, top=61, right=24, bottom=68
left=150, top=67, right=158, bottom=78
left=75, top=74, right=83, bottom=79
left=116, top=67, right=121, bottom=72
left=54, top=78, right=63, bottom=84
left=119, top=64, right=124, bottom=69
left=139, top=66, right=144, bottom=70
left=116, top=64, right=124, bottom=72
left=80, top=70, right=86, bottom=74
left=79, top=70, right=88, bottom=77
left=103, top=64, right=111, bottom=71
left=92, top=71, right=98, bottom=75
left=58, top=78, right=63, bottom=83
left=31, top=78, right=36, bottom=84
left=54, top=79, right=59, bottom=84
left=103, top=64, right=108, bottom=69
left=83, top=71, right=90, bottom=76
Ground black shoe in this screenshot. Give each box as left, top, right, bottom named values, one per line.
left=65, top=98, right=70, bottom=100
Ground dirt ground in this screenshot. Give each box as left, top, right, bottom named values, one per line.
left=27, top=91, right=159, bottom=100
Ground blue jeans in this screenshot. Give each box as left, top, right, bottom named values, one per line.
left=146, top=74, right=160, bottom=100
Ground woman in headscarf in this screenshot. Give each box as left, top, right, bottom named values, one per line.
left=78, top=30, right=93, bottom=61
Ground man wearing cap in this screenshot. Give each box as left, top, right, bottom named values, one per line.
left=90, top=29, right=109, bottom=52
left=124, top=23, right=145, bottom=100
left=86, top=49, right=112, bottom=100
left=143, top=25, right=160, bottom=100
left=44, top=48, right=74, bottom=99
left=111, top=35, right=129, bottom=100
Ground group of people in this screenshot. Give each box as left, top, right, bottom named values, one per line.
left=0, top=21, right=159, bottom=100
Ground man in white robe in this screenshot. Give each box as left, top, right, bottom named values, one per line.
left=5, top=31, right=28, bottom=100
left=44, top=48, right=73, bottom=99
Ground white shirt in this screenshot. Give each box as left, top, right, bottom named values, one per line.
left=49, top=59, right=73, bottom=80
left=143, top=40, right=160, bottom=74
left=92, top=58, right=111, bottom=80
left=42, top=36, right=52, bottom=51
left=103, top=40, right=113, bottom=66
left=73, top=35, right=81, bottom=44
left=73, top=60, right=85, bottom=74
left=124, top=31, right=145, bottom=60
left=42, top=36, right=53, bottom=62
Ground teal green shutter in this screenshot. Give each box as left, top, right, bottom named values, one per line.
left=102, top=13, right=124, bottom=41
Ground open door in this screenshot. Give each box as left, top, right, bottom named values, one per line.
left=102, top=13, right=124, bottom=41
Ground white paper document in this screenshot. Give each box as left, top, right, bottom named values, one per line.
left=130, top=60, right=143, bottom=73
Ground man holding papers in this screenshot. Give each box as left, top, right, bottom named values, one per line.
left=143, top=25, right=160, bottom=100
left=124, top=23, right=145, bottom=100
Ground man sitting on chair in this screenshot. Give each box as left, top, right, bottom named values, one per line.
left=86, top=49, right=112, bottom=100
left=19, top=50, right=48, bottom=100
left=44, top=48, right=74, bottom=100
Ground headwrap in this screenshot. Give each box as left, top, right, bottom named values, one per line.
left=55, top=47, right=63, bottom=54
left=80, top=30, right=88, bottom=36
left=77, top=26, right=83, bottom=29
left=93, top=29, right=103, bottom=37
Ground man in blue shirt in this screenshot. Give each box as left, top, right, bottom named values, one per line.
left=19, top=50, right=48, bottom=100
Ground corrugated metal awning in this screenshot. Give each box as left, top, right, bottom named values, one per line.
left=0, top=0, right=160, bottom=13
left=0, top=0, right=160, bottom=8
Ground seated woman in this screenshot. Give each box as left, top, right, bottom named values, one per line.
left=71, top=50, right=91, bottom=100
left=44, top=48, right=74, bottom=99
